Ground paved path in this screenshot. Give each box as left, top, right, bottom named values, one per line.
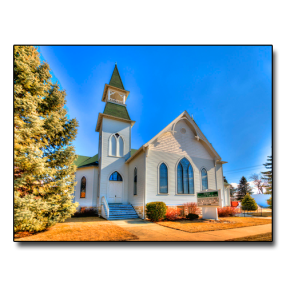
left=112, top=219, right=272, bottom=241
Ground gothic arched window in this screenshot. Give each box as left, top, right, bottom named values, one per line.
left=110, top=133, right=124, bottom=157
left=201, top=168, right=208, bottom=190
left=109, top=171, right=123, bottom=181
left=159, top=163, right=168, bottom=194
left=177, top=158, right=194, bottom=194
left=80, top=176, right=86, bottom=198
left=134, top=168, right=137, bottom=195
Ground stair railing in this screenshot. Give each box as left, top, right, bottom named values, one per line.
left=101, top=196, right=109, bottom=219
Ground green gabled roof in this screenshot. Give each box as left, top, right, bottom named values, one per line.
left=130, top=149, right=138, bottom=157
left=74, top=154, right=98, bottom=168
left=103, top=102, right=131, bottom=120
left=109, top=64, right=125, bottom=90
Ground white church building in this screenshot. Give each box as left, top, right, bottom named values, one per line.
left=74, top=65, right=230, bottom=219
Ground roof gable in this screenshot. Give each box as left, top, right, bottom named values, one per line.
left=126, top=111, right=223, bottom=163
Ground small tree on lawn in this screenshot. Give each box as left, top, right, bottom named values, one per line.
left=236, top=176, right=253, bottom=201
left=241, top=194, right=258, bottom=211
left=14, top=46, right=79, bottom=233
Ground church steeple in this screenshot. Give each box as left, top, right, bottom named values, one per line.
left=101, top=64, right=130, bottom=104
left=109, top=64, right=125, bottom=90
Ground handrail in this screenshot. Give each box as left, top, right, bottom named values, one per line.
left=101, top=196, right=109, bottom=219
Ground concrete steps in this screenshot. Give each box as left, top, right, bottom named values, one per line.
left=108, top=204, right=139, bottom=220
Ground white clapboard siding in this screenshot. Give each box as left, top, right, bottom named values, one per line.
left=146, top=150, right=216, bottom=205
left=99, top=117, right=131, bottom=204
left=74, top=166, right=98, bottom=209
left=128, top=151, right=145, bottom=206
left=146, top=120, right=218, bottom=205
left=149, top=120, right=213, bottom=160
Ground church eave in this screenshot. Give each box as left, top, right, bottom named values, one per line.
left=95, top=113, right=135, bottom=132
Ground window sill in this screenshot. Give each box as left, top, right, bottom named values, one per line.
left=175, top=194, right=195, bottom=196
left=157, top=193, right=169, bottom=195
left=108, top=155, right=123, bottom=158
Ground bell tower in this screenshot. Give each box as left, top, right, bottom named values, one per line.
left=95, top=64, right=135, bottom=206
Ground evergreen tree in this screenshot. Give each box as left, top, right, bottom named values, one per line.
left=236, top=176, right=253, bottom=201
left=262, top=155, right=272, bottom=194
left=14, top=46, right=79, bottom=233
left=224, top=176, right=228, bottom=183
left=241, top=193, right=258, bottom=211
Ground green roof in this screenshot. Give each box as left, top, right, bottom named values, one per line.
left=103, top=102, right=131, bottom=120
left=74, top=154, right=98, bottom=168
left=130, top=149, right=138, bottom=157
left=109, top=64, right=125, bottom=90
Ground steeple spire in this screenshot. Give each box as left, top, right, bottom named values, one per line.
left=109, top=64, right=125, bottom=90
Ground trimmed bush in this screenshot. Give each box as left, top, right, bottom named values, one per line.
left=183, top=202, right=201, bottom=216
left=73, top=207, right=98, bottom=217
left=186, top=213, right=199, bottom=220
left=165, top=208, right=181, bottom=221
left=146, top=202, right=167, bottom=222
left=218, top=206, right=239, bottom=217
left=241, top=194, right=258, bottom=211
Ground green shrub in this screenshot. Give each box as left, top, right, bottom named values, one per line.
left=241, top=193, right=258, bottom=211
left=186, top=213, right=199, bottom=220
left=146, top=202, right=167, bottom=222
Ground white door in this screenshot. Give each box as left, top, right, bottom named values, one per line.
left=108, top=181, right=123, bottom=203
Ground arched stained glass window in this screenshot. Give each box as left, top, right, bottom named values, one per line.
left=109, top=171, right=123, bottom=181
left=177, top=158, right=194, bottom=194
left=159, top=163, right=168, bottom=194
left=201, top=168, right=208, bottom=190
left=134, top=168, right=137, bottom=195
left=80, top=176, right=86, bottom=198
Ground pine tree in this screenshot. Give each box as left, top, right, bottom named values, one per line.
left=241, top=193, right=258, bottom=211
left=262, top=155, right=272, bottom=194
left=14, top=46, right=79, bottom=233
left=236, top=176, right=253, bottom=201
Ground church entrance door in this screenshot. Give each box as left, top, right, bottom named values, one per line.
left=108, top=181, right=123, bottom=203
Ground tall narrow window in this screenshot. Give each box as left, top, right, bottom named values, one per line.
left=111, top=135, right=116, bottom=156
left=119, top=137, right=124, bottom=157
left=188, top=164, right=194, bottom=194
left=201, top=168, right=208, bottom=190
left=177, top=158, right=194, bottom=194
left=159, top=163, right=168, bottom=194
left=134, top=168, right=137, bottom=195
left=177, top=163, right=183, bottom=194
left=80, top=176, right=86, bottom=198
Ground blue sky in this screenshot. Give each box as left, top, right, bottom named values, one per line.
left=38, top=46, right=272, bottom=184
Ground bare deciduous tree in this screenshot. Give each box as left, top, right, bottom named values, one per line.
left=250, top=173, right=266, bottom=194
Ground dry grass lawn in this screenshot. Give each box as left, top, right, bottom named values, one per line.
left=15, top=217, right=138, bottom=241
left=157, top=217, right=272, bottom=233
left=226, top=232, right=272, bottom=241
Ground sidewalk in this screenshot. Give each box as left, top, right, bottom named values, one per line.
left=112, top=219, right=272, bottom=241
